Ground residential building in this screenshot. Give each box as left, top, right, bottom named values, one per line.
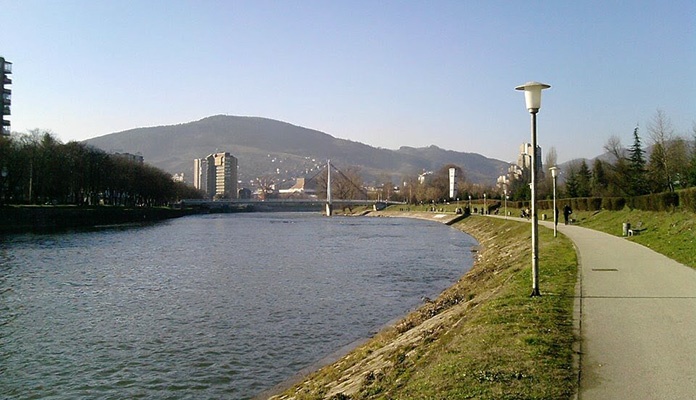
left=193, top=157, right=210, bottom=195
left=418, top=171, right=433, bottom=185
left=497, top=142, right=544, bottom=188
left=517, top=142, right=544, bottom=179
left=194, top=152, right=238, bottom=199
left=1, top=57, right=12, bottom=136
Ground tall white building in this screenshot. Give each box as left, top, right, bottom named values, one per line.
left=517, top=142, right=544, bottom=179
left=194, top=152, right=238, bottom=199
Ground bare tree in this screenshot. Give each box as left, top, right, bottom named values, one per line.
left=540, top=146, right=558, bottom=199
left=333, top=166, right=365, bottom=201
left=647, top=109, right=676, bottom=191
left=667, top=137, right=691, bottom=189
left=604, top=135, right=624, bottom=161
left=602, top=135, right=631, bottom=196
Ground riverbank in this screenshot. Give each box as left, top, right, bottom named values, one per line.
left=365, top=210, right=466, bottom=225
left=0, top=205, right=197, bottom=233
left=267, top=212, right=578, bottom=399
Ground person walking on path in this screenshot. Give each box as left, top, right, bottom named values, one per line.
left=563, top=204, right=572, bottom=225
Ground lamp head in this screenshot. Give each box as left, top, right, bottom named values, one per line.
left=549, top=166, right=558, bottom=178
left=515, top=81, right=551, bottom=112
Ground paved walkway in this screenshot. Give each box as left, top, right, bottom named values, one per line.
left=542, top=221, right=696, bottom=399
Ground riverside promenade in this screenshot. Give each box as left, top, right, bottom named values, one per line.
left=538, top=220, right=696, bottom=399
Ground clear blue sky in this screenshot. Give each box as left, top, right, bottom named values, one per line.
left=3, top=0, right=694, bottom=163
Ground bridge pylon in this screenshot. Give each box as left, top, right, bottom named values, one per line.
left=324, top=159, right=333, bottom=216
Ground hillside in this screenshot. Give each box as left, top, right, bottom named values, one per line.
left=84, top=115, right=510, bottom=186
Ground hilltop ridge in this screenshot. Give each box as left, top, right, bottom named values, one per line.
left=84, top=115, right=510, bottom=186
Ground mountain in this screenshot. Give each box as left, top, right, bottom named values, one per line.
left=84, top=115, right=510, bottom=186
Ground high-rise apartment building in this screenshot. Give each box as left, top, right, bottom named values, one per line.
left=517, top=142, right=543, bottom=179
left=194, top=152, right=238, bottom=199
left=1, top=57, right=12, bottom=136
left=193, top=157, right=209, bottom=195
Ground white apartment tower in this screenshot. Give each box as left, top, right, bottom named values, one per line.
left=194, top=152, right=238, bottom=199
left=517, top=142, right=544, bottom=179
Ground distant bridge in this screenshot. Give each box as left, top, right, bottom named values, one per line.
left=178, top=198, right=403, bottom=213
left=182, top=160, right=404, bottom=215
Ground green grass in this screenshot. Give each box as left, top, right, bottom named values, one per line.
left=498, top=205, right=695, bottom=269
left=271, top=215, right=578, bottom=400
left=569, top=208, right=696, bottom=268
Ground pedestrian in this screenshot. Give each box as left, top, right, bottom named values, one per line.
left=554, top=206, right=559, bottom=227
left=563, top=204, right=572, bottom=225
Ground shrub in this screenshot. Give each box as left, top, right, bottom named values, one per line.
left=678, top=188, right=696, bottom=212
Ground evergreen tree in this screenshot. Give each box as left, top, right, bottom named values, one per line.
left=591, top=159, right=609, bottom=196
left=564, top=167, right=580, bottom=198
left=627, top=126, right=649, bottom=195
left=576, top=160, right=592, bottom=197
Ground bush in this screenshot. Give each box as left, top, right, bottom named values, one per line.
left=519, top=189, right=694, bottom=213
left=628, top=191, right=679, bottom=211
left=601, top=197, right=626, bottom=211
left=678, top=188, right=696, bottom=212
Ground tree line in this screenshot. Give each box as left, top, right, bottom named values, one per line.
left=563, top=110, right=696, bottom=199
left=319, top=110, right=696, bottom=206
left=0, top=130, right=202, bottom=206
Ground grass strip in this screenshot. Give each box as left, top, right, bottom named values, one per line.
left=271, top=215, right=577, bottom=400
left=569, top=208, right=696, bottom=269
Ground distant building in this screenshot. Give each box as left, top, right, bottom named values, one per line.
left=1, top=57, right=12, bottom=136
left=172, top=173, right=185, bottom=183
left=278, top=177, right=317, bottom=195
left=194, top=152, right=238, bottom=199
left=497, top=143, right=544, bottom=187
left=193, top=157, right=211, bottom=195
left=418, top=171, right=433, bottom=185
left=516, top=142, right=544, bottom=179
left=238, top=187, right=252, bottom=199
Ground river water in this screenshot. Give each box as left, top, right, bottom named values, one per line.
left=0, top=212, right=475, bottom=399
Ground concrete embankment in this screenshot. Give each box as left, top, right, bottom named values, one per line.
left=366, top=210, right=466, bottom=225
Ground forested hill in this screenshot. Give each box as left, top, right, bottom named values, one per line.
left=84, top=115, right=510, bottom=185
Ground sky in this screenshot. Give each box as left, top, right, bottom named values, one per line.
left=2, top=0, right=694, bottom=163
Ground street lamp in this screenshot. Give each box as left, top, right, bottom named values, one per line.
left=550, top=166, right=558, bottom=238
left=483, top=193, right=487, bottom=215
left=468, top=195, right=472, bottom=214
left=504, top=187, right=508, bottom=220
left=516, top=81, right=551, bottom=297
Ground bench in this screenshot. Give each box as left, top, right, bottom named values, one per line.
left=628, top=222, right=646, bottom=236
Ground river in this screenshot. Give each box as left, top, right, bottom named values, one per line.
left=0, top=212, right=476, bottom=399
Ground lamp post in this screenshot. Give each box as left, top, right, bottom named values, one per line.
left=516, top=81, right=551, bottom=297
left=504, top=187, right=508, bottom=220
left=550, top=166, right=558, bottom=238
left=483, top=193, right=487, bottom=215
left=468, top=195, right=472, bottom=214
